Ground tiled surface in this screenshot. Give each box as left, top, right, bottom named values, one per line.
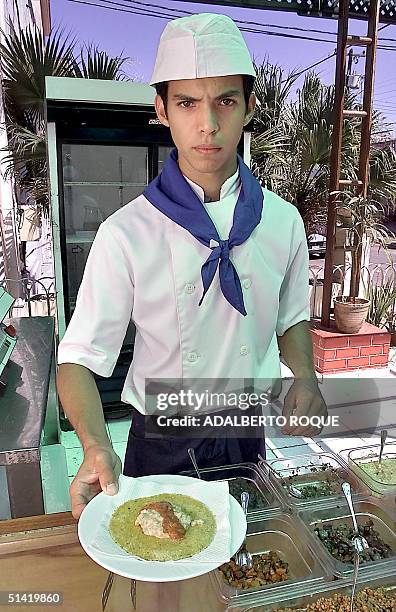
left=268, top=442, right=312, bottom=459
left=106, top=417, right=131, bottom=443
left=60, top=429, right=82, bottom=449
left=0, top=466, right=11, bottom=520
left=113, top=441, right=127, bottom=463
left=61, top=424, right=110, bottom=449
left=65, top=446, right=84, bottom=477
left=264, top=446, right=276, bottom=460
left=41, top=445, right=71, bottom=513
left=268, top=435, right=313, bottom=448
left=318, top=437, right=367, bottom=455
left=63, top=420, right=130, bottom=478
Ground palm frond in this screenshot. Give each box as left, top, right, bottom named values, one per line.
left=0, top=24, right=76, bottom=123
left=72, top=45, right=130, bottom=80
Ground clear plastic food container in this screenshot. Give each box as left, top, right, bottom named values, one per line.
left=210, top=512, right=330, bottom=606
left=181, top=462, right=283, bottom=518
left=259, top=452, right=368, bottom=509
left=348, top=442, right=396, bottom=497
left=297, top=497, right=396, bottom=578
left=228, top=571, right=396, bottom=611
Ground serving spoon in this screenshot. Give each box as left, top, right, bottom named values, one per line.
left=342, top=481, right=369, bottom=612
left=188, top=447, right=202, bottom=479
left=379, top=429, right=388, bottom=466
left=342, top=482, right=369, bottom=554
left=234, top=492, right=253, bottom=569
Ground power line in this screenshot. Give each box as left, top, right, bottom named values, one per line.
left=281, top=52, right=337, bottom=82
left=66, top=0, right=335, bottom=43
left=67, top=0, right=396, bottom=51
left=375, top=76, right=396, bottom=88
left=118, top=0, right=341, bottom=36
left=105, top=0, right=396, bottom=43
left=67, top=0, right=181, bottom=20
left=375, top=89, right=396, bottom=95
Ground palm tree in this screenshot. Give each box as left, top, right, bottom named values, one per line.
left=0, top=23, right=131, bottom=218
left=250, top=61, right=396, bottom=235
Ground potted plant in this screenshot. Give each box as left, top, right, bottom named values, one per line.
left=333, top=191, right=394, bottom=334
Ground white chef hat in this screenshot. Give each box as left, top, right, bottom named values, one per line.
left=149, top=13, right=256, bottom=86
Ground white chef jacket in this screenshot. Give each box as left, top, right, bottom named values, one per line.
left=57, top=165, right=310, bottom=414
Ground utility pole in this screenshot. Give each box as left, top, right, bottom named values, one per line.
left=321, top=0, right=380, bottom=327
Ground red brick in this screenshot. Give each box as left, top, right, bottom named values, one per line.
left=347, top=357, right=370, bottom=368
left=383, top=344, right=390, bottom=355
left=314, top=347, right=337, bottom=360
left=371, top=333, right=391, bottom=345
left=336, top=347, right=359, bottom=359
left=370, top=354, right=389, bottom=366
left=322, top=337, right=349, bottom=349
left=319, top=358, right=347, bottom=371
left=310, top=333, right=324, bottom=349
left=349, top=335, right=371, bottom=347
left=360, top=345, right=384, bottom=357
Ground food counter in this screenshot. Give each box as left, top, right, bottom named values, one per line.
left=0, top=450, right=395, bottom=611
left=0, top=316, right=57, bottom=519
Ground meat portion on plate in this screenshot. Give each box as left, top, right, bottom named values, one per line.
left=109, top=493, right=216, bottom=561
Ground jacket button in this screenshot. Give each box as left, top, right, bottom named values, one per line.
left=243, top=279, right=252, bottom=289
left=187, top=352, right=199, bottom=363
left=240, top=345, right=249, bottom=356
left=185, top=283, right=195, bottom=294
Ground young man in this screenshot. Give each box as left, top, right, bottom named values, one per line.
left=56, top=13, right=327, bottom=520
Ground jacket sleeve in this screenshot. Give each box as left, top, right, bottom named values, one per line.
left=276, top=210, right=310, bottom=336
left=57, top=222, right=134, bottom=377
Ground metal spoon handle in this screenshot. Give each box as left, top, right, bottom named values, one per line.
left=350, top=553, right=360, bottom=612
left=188, top=447, right=201, bottom=479
left=342, top=482, right=359, bottom=534
left=379, top=429, right=388, bottom=463
left=241, top=491, right=249, bottom=515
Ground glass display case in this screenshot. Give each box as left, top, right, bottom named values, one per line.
left=45, top=77, right=174, bottom=413
left=61, top=143, right=170, bottom=316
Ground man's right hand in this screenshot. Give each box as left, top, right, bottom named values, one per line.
left=70, top=444, right=122, bottom=519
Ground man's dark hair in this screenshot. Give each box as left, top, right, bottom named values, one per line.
left=155, top=75, right=255, bottom=117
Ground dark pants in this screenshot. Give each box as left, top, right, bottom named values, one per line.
left=123, top=408, right=266, bottom=477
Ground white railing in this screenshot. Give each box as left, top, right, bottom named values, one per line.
left=309, top=263, right=396, bottom=322
left=3, top=264, right=396, bottom=326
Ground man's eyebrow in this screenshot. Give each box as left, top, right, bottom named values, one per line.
left=171, top=89, right=242, bottom=101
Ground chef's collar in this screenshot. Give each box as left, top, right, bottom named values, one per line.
left=182, top=165, right=241, bottom=204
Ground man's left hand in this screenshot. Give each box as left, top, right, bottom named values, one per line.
left=281, top=378, right=328, bottom=437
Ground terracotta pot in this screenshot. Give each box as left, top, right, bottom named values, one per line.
left=390, top=331, right=396, bottom=348
left=334, top=297, right=370, bottom=334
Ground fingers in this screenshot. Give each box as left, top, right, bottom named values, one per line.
left=285, top=404, right=326, bottom=437
left=69, top=447, right=121, bottom=519
left=281, top=382, right=328, bottom=437
left=95, top=450, right=120, bottom=496
left=70, top=472, right=102, bottom=519
left=288, top=401, right=327, bottom=437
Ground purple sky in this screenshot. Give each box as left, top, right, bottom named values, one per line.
left=52, top=0, right=396, bottom=135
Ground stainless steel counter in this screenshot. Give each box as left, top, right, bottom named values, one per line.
left=0, top=316, right=55, bottom=518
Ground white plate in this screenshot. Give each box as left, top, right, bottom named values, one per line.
left=78, top=474, right=247, bottom=582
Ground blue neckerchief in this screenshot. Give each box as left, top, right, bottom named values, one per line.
left=143, top=147, right=264, bottom=316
